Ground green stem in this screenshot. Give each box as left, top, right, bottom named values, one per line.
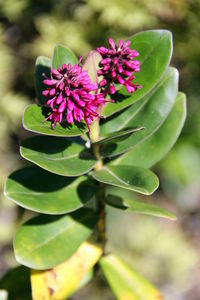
left=96, top=184, right=106, bottom=250
left=89, top=120, right=103, bottom=170
left=89, top=119, right=106, bottom=251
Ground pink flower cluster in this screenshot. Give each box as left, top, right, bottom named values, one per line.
left=97, top=38, right=142, bottom=95
left=42, top=63, right=106, bottom=129
left=42, top=38, right=141, bottom=130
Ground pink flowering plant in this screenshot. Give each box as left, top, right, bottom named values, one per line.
left=4, top=30, right=186, bottom=298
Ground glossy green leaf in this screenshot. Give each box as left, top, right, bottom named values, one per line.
left=106, top=194, right=176, bottom=220
left=100, top=94, right=149, bottom=137
left=94, top=127, right=144, bottom=145
left=23, top=104, right=87, bottom=137
left=90, top=166, right=159, bottom=195
left=102, top=30, right=173, bottom=117
left=14, top=208, right=97, bottom=269
left=20, top=136, right=97, bottom=176
left=5, top=166, right=96, bottom=214
left=35, top=56, right=51, bottom=105
left=101, top=67, right=178, bottom=135
left=82, top=50, right=102, bottom=84
left=112, top=93, right=186, bottom=168
left=100, top=67, right=178, bottom=157
left=52, top=44, right=78, bottom=69
left=100, top=255, right=163, bottom=300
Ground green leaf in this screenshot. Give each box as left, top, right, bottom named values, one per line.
left=0, top=266, right=31, bottom=300
left=82, top=50, right=102, bottom=84
left=5, top=166, right=96, bottom=214
left=100, top=67, right=178, bottom=157
left=100, top=94, right=149, bottom=137
left=94, top=127, right=144, bottom=145
left=102, top=30, right=173, bottom=117
left=34, top=56, right=51, bottom=105
left=112, top=93, right=186, bottom=168
left=20, top=136, right=97, bottom=176
left=90, top=166, right=159, bottom=195
left=14, top=208, right=97, bottom=269
left=106, top=194, right=176, bottom=220
left=23, top=104, right=88, bottom=137
left=52, top=44, right=78, bottom=69
left=100, top=255, right=163, bottom=300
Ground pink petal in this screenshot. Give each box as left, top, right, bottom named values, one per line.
left=108, top=37, right=116, bottom=50
left=118, top=39, right=123, bottom=48
left=99, top=79, right=107, bottom=87
left=56, top=93, right=63, bottom=104
left=109, top=84, right=116, bottom=94
left=58, top=101, right=66, bottom=113
left=43, top=79, right=57, bottom=86
left=101, top=58, right=111, bottom=65
left=117, top=75, right=125, bottom=84
left=66, top=110, right=73, bottom=124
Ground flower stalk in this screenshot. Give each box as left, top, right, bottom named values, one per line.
left=89, top=119, right=106, bottom=251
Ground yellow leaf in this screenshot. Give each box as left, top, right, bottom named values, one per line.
left=31, top=241, right=102, bottom=300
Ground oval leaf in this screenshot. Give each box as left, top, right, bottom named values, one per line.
left=102, top=30, right=173, bottom=117
left=100, top=94, right=149, bottom=137
left=23, top=104, right=88, bottom=137
left=94, top=127, right=144, bottom=145
left=20, top=136, right=97, bottom=176
left=31, top=241, right=102, bottom=300
left=112, top=93, right=186, bottom=168
left=14, top=208, right=97, bottom=269
left=35, top=56, right=51, bottom=105
left=90, top=166, right=159, bottom=195
left=100, top=67, right=178, bottom=157
left=52, top=44, right=78, bottom=69
left=100, top=255, right=162, bottom=300
left=106, top=195, right=176, bottom=220
left=5, top=167, right=96, bottom=214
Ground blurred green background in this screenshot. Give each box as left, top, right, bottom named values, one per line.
left=0, top=0, right=200, bottom=299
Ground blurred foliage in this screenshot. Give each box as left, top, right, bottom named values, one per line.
left=0, top=266, right=31, bottom=300
left=107, top=206, right=198, bottom=286
left=0, top=0, right=200, bottom=299
left=106, top=206, right=198, bottom=299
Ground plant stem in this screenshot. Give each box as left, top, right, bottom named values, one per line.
left=89, top=120, right=103, bottom=170
left=96, top=184, right=106, bottom=250
left=89, top=119, right=106, bottom=251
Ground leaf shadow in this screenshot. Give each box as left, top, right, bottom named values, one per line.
left=22, top=136, right=94, bottom=161
left=0, top=266, right=31, bottom=300
left=35, top=64, right=51, bottom=105
left=22, top=136, right=80, bottom=154
left=112, top=91, right=129, bottom=103
left=41, top=106, right=87, bottom=132
left=9, top=167, right=97, bottom=206
left=100, top=127, right=145, bottom=157
left=9, top=166, right=75, bottom=192
left=25, top=207, right=97, bottom=231
left=106, top=194, right=128, bottom=210
left=100, top=142, right=117, bottom=157
left=77, top=178, right=98, bottom=202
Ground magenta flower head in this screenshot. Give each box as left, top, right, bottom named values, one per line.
left=42, top=61, right=106, bottom=130
left=97, top=38, right=142, bottom=96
